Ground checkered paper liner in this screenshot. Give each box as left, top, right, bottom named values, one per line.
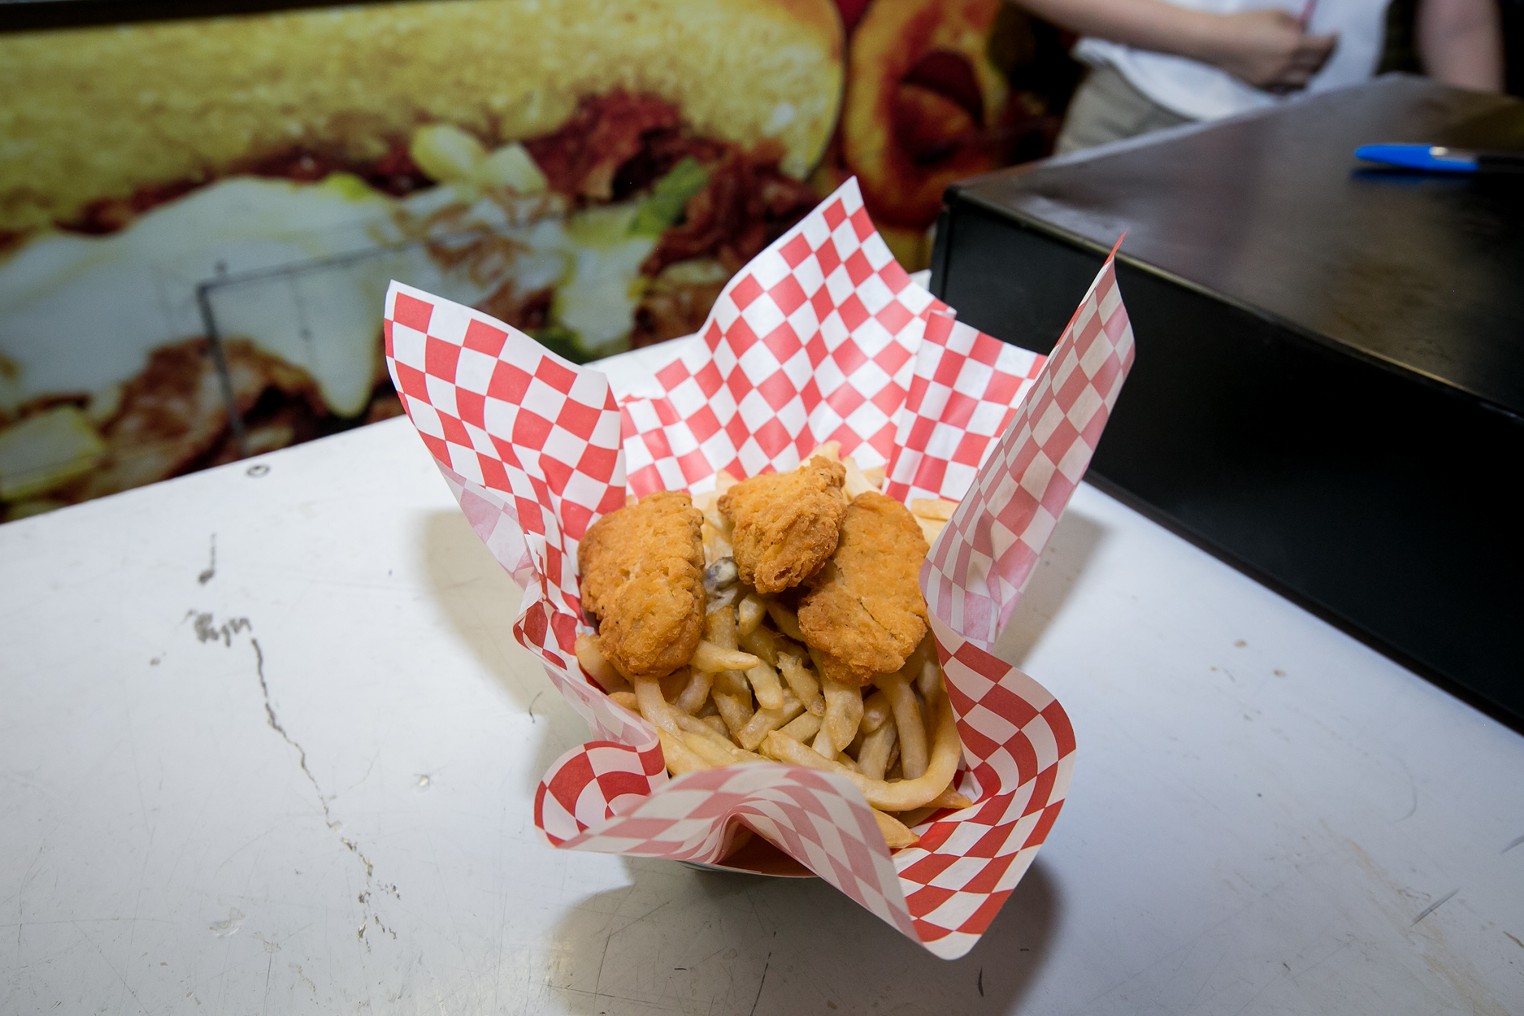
left=385, top=179, right=1134, bottom=959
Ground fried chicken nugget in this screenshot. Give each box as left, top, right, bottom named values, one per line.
left=797, top=490, right=930, bottom=685
left=577, top=491, right=705, bottom=678
left=718, top=456, right=849, bottom=594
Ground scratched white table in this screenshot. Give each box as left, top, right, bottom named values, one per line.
left=3, top=341, right=1522, bottom=1015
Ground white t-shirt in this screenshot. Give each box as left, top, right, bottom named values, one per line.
left=1074, top=0, right=1392, bottom=121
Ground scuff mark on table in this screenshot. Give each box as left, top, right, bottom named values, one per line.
left=1411, top=888, right=1459, bottom=926
left=190, top=610, right=400, bottom=950
left=198, top=534, right=217, bottom=585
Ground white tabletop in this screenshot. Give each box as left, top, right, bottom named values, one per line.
left=3, top=347, right=1522, bottom=1015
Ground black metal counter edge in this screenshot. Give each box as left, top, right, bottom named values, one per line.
left=928, top=92, right=1524, bottom=732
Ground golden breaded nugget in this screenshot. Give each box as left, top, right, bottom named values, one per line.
left=796, top=491, right=929, bottom=685
left=577, top=491, right=705, bottom=678
left=718, top=455, right=848, bottom=593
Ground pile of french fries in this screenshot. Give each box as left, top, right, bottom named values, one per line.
left=575, top=446, right=969, bottom=851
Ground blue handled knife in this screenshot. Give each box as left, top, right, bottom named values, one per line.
left=1355, top=143, right=1524, bottom=174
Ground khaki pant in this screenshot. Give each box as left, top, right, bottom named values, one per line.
left=1055, top=63, right=1195, bottom=154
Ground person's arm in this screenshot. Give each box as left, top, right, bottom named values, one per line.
left=1010, top=0, right=1338, bottom=91
left=1415, top=0, right=1504, bottom=91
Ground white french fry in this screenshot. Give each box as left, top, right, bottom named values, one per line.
left=635, top=675, right=765, bottom=768
left=743, top=660, right=787, bottom=712
left=817, top=666, right=865, bottom=754
left=872, top=808, right=918, bottom=850
left=778, top=710, right=822, bottom=743
left=691, top=640, right=760, bottom=673
left=929, top=786, right=975, bottom=810
left=855, top=719, right=898, bottom=781
left=736, top=695, right=804, bottom=751
left=877, top=671, right=929, bottom=780
left=776, top=651, right=825, bottom=716
left=737, top=624, right=779, bottom=667
left=909, top=497, right=958, bottom=521
left=861, top=690, right=891, bottom=733
left=810, top=441, right=841, bottom=462
left=736, top=593, right=766, bottom=637
left=841, top=455, right=878, bottom=499
left=675, top=667, right=715, bottom=714
left=764, top=600, right=805, bottom=642
left=712, top=668, right=755, bottom=738
left=576, top=633, right=629, bottom=693
left=761, top=693, right=960, bottom=812
left=706, top=604, right=738, bottom=647
left=658, top=667, right=689, bottom=701
left=656, top=729, right=710, bottom=776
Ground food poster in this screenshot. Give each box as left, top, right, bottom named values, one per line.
left=0, top=0, right=1078, bottom=522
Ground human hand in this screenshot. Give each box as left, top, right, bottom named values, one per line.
left=1200, top=8, right=1338, bottom=92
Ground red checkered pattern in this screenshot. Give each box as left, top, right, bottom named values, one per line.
left=883, top=309, right=1046, bottom=506
left=618, top=180, right=942, bottom=495
left=922, top=253, right=1135, bottom=645
left=384, top=179, right=1133, bottom=960
left=386, top=282, right=627, bottom=618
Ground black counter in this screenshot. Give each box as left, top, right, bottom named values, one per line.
left=932, top=74, right=1524, bottom=722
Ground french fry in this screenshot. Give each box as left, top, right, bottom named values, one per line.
left=855, top=718, right=898, bottom=781
left=760, top=693, right=960, bottom=812
left=576, top=633, right=629, bottom=693
left=705, top=604, right=738, bottom=647
left=812, top=441, right=841, bottom=462
left=910, top=497, right=958, bottom=521
left=674, top=667, right=715, bottom=714
left=764, top=600, right=805, bottom=643
left=893, top=788, right=976, bottom=830
left=656, top=729, right=711, bottom=776
left=634, top=675, right=767, bottom=767
left=778, top=710, right=822, bottom=742
left=872, top=809, right=919, bottom=850
left=861, top=689, right=891, bottom=733
left=929, top=786, right=974, bottom=810
left=706, top=666, right=753, bottom=735
left=737, top=624, right=779, bottom=666
left=776, top=652, right=825, bottom=716
left=713, top=692, right=753, bottom=740
left=736, top=593, right=766, bottom=637
left=735, top=694, right=804, bottom=751
left=743, top=659, right=787, bottom=711
left=876, top=671, right=929, bottom=780
left=691, top=640, right=760, bottom=673
left=841, top=455, right=879, bottom=499
left=910, top=497, right=958, bottom=544
left=818, top=668, right=865, bottom=754
left=659, top=667, right=690, bottom=701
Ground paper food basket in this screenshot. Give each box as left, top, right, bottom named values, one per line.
left=384, top=179, right=1133, bottom=959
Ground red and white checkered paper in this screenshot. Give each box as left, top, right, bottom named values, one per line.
left=385, top=178, right=1134, bottom=959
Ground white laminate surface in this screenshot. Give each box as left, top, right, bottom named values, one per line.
left=2, top=381, right=1521, bottom=1013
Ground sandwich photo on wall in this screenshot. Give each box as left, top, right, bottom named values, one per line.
left=0, top=0, right=1076, bottom=522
